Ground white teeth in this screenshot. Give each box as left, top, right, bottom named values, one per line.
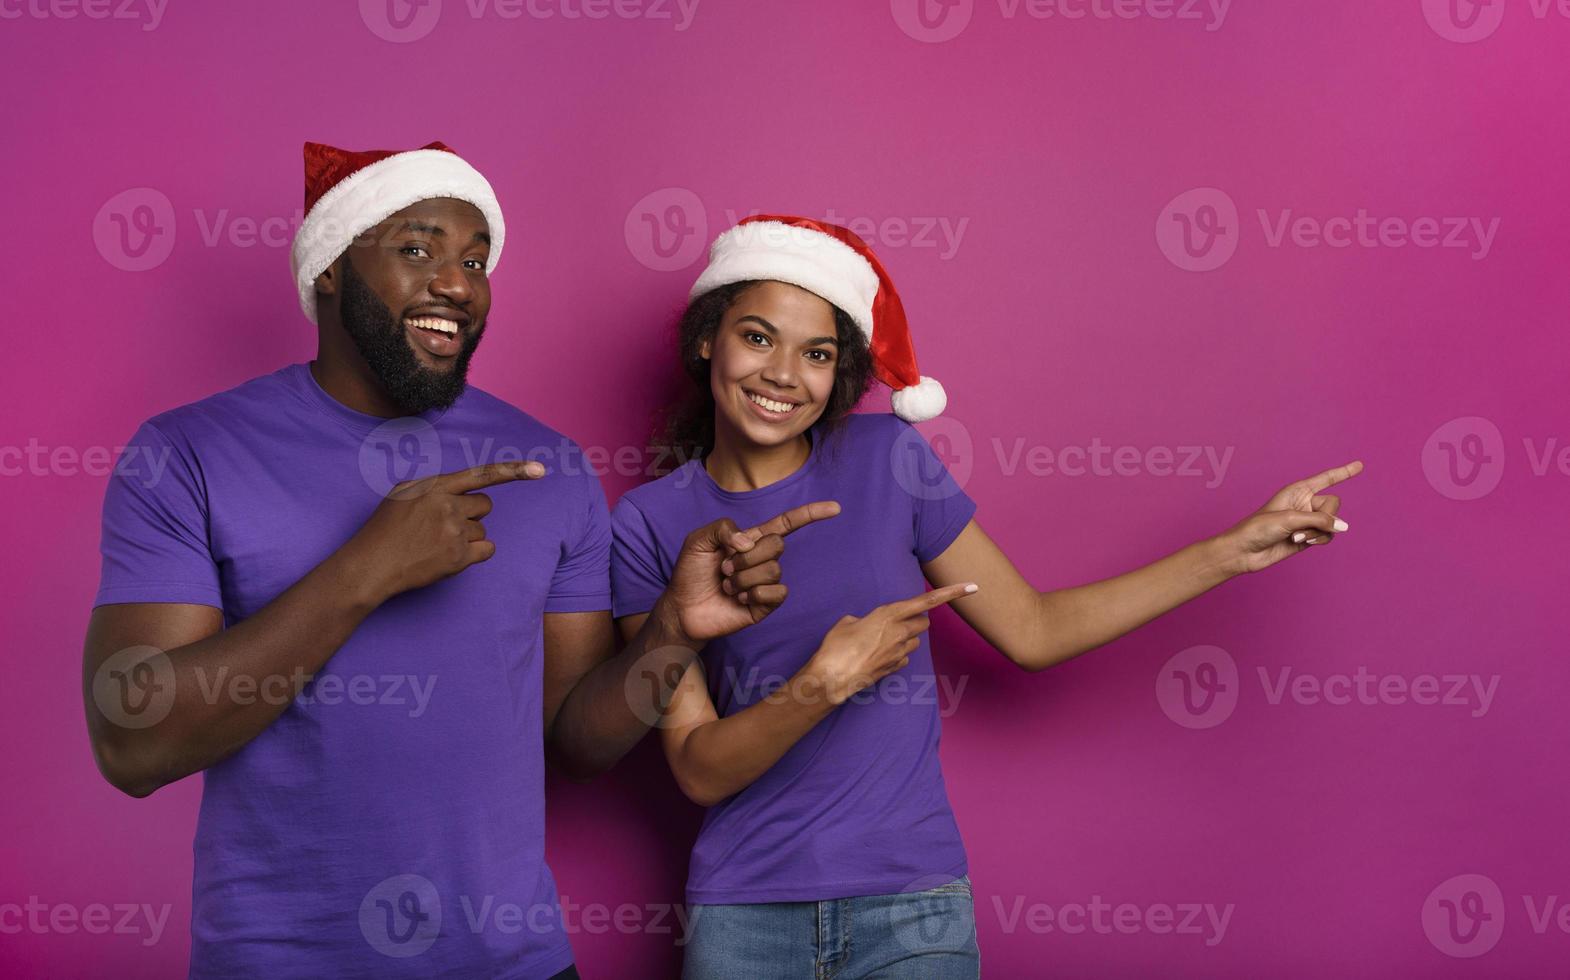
left=747, top=392, right=797, bottom=414
left=406, top=316, right=458, bottom=335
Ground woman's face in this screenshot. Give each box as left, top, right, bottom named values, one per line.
left=701, top=280, right=842, bottom=450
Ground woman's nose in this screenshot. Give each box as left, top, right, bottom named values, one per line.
left=760, top=352, right=797, bottom=387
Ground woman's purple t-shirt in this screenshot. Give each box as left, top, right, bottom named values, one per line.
left=610, top=412, right=977, bottom=905
left=94, top=362, right=610, bottom=978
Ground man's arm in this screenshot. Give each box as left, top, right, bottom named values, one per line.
left=82, top=461, right=544, bottom=798
left=83, top=550, right=384, bottom=798
left=542, top=501, right=843, bottom=780
left=541, top=600, right=697, bottom=782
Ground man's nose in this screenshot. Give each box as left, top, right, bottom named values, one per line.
left=427, top=259, right=472, bottom=306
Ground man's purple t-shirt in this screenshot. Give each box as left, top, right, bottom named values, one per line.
left=94, top=362, right=611, bottom=978
left=610, top=412, right=977, bottom=904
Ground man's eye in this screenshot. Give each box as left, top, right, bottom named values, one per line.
left=464, top=259, right=485, bottom=270
left=401, top=245, right=430, bottom=258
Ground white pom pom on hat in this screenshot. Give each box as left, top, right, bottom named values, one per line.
left=890, top=375, right=947, bottom=423
left=688, top=214, right=947, bottom=422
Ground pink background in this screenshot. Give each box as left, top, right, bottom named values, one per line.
left=3, top=0, right=1565, bottom=976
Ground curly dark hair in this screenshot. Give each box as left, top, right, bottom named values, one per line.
left=651, top=281, right=876, bottom=469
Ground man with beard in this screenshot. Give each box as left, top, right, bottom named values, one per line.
left=81, top=141, right=837, bottom=978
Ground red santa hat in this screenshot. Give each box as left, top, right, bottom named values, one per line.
left=289, top=140, right=505, bottom=324
left=688, top=214, right=947, bottom=423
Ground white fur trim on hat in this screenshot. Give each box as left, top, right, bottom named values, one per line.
left=289, top=148, right=505, bottom=324
left=688, top=221, right=878, bottom=339
left=891, top=375, right=947, bottom=423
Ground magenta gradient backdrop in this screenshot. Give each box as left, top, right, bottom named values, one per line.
left=3, top=1, right=1565, bottom=976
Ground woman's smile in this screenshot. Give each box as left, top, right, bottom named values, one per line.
left=741, top=387, right=804, bottom=422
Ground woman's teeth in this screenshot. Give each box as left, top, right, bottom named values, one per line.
left=747, top=391, right=798, bottom=414
left=405, top=316, right=458, bottom=335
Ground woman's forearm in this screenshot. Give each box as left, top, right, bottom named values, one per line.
left=673, top=667, right=841, bottom=806
left=1027, top=534, right=1239, bottom=671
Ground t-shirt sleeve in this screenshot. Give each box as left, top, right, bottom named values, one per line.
left=94, top=420, right=224, bottom=609
left=890, top=417, right=979, bottom=563
left=545, top=467, right=613, bottom=613
left=609, top=496, right=671, bottom=620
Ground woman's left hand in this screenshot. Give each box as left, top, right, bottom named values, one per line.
left=1216, top=460, right=1364, bottom=575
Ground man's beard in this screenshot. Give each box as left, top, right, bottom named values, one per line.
left=338, top=257, right=486, bottom=415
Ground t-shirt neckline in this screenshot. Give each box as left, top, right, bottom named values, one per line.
left=289, top=361, right=452, bottom=436
left=693, top=427, right=822, bottom=501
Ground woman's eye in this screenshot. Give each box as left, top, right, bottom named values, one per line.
left=401, top=245, right=430, bottom=258
left=745, top=332, right=769, bottom=346
left=806, top=350, right=832, bottom=363
left=463, top=259, right=485, bottom=270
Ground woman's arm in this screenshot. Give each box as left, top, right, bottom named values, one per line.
left=616, top=581, right=976, bottom=807
left=923, top=519, right=1234, bottom=672
left=923, top=461, right=1362, bottom=672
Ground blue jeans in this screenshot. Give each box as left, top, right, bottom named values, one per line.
left=681, top=875, right=980, bottom=979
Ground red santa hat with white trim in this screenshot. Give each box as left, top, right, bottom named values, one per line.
left=688, top=214, right=948, bottom=423
left=289, top=140, right=505, bottom=324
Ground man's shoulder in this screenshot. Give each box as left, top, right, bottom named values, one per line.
left=457, top=384, right=585, bottom=456
left=136, top=364, right=300, bottom=444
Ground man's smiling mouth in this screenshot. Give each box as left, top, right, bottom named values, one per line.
left=404, top=313, right=467, bottom=358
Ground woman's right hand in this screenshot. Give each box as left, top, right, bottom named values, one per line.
left=801, top=582, right=979, bottom=707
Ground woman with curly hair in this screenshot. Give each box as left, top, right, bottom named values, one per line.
left=610, top=215, right=1361, bottom=979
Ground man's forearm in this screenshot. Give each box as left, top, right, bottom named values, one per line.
left=87, top=542, right=387, bottom=797
left=547, top=597, right=702, bottom=779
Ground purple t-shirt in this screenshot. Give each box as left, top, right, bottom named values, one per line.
left=610, top=412, right=977, bottom=904
left=93, top=362, right=610, bottom=979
